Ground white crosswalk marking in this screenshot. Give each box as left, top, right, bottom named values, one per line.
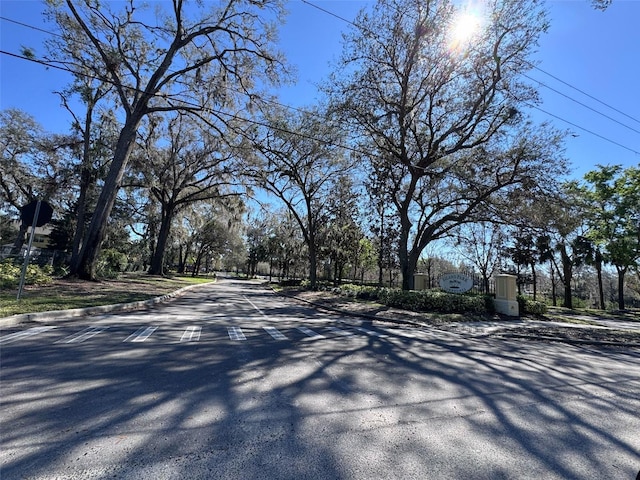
left=263, top=326, right=287, bottom=340
left=180, top=326, right=201, bottom=342
left=297, top=327, right=325, bottom=339
left=355, top=326, right=388, bottom=338
left=124, top=326, right=157, bottom=342
left=0, top=326, right=56, bottom=345
left=227, top=326, right=246, bottom=341
left=326, top=326, right=353, bottom=336
left=59, top=326, right=108, bottom=343
left=2, top=322, right=410, bottom=347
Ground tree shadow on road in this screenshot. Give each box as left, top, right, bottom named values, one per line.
left=2, top=281, right=639, bottom=479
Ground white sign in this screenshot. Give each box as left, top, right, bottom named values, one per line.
left=438, top=273, right=473, bottom=294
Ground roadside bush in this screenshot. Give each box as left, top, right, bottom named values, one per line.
left=517, top=295, right=548, bottom=315
left=0, top=259, right=53, bottom=288
left=334, top=284, right=489, bottom=314
left=0, top=260, right=21, bottom=288
left=96, top=249, right=128, bottom=279
left=332, top=284, right=380, bottom=300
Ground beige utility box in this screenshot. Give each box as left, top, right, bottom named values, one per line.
left=413, top=273, right=429, bottom=290
left=494, top=274, right=519, bottom=317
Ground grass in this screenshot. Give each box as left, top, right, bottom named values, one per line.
left=0, top=273, right=215, bottom=318
left=544, top=305, right=640, bottom=325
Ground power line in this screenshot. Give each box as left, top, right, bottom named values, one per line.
left=3, top=6, right=638, bottom=135
left=530, top=104, right=640, bottom=156
left=523, top=73, right=640, bottom=136
left=530, top=64, right=640, bottom=126
left=0, top=49, right=373, bottom=159
left=298, top=0, right=640, bottom=153
left=1, top=10, right=638, bottom=158
left=0, top=15, right=63, bottom=38
left=297, top=2, right=640, bottom=130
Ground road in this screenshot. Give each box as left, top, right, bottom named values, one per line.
left=1, top=278, right=639, bottom=479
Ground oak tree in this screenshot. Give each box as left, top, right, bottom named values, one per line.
left=327, top=0, right=567, bottom=289
left=45, top=0, right=286, bottom=279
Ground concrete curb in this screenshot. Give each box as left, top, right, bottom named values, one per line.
left=0, top=282, right=214, bottom=328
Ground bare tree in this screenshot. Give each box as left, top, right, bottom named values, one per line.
left=245, top=106, right=354, bottom=289
left=455, top=222, right=505, bottom=294
left=327, top=0, right=568, bottom=289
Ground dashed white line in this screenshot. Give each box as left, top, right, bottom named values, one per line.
left=124, top=326, right=157, bottom=342
left=59, top=326, right=109, bottom=343
left=326, top=326, right=353, bottom=336
left=243, top=295, right=269, bottom=319
left=228, top=326, right=246, bottom=341
left=180, top=326, right=201, bottom=342
left=263, top=326, right=287, bottom=340
left=0, top=326, right=56, bottom=344
left=297, top=327, right=325, bottom=339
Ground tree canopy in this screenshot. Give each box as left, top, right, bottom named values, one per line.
left=45, top=0, right=287, bottom=279
left=327, top=0, right=568, bottom=289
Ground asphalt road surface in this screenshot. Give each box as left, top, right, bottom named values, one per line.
left=1, top=278, right=639, bottom=479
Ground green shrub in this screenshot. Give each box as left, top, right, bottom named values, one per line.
left=333, top=284, right=380, bottom=300
left=334, top=284, right=489, bottom=315
left=96, top=249, right=128, bottom=279
left=0, top=260, right=21, bottom=288
left=517, top=295, right=548, bottom=315
left=0, top=259, right=53, bottom=288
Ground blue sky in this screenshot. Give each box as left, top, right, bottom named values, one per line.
left=1, top=0, right=638, bottom=181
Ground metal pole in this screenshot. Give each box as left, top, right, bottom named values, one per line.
left=17, top=200, right=41, bottom=301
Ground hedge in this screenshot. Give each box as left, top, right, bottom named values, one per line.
left=517, top=295, right=548, bottom=315
left=333, top=284, right=492, bottom=315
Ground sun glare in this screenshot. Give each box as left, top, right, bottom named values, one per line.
left=449, top=9, right=483, bottom=51
left=452, top=13, right=480, bottom=42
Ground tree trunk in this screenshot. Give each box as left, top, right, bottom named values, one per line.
left=550, top=260, right=557, bottom=307
left=148, top=203, right=174, bottom=276
left=308, top=244, right=318, bottom=289
left=177, top=243, right=190, bottom=274
left=70, top=116, right=142, bottom=280
left=559, top=244, right=573, bottom=309
left=595, top=250, right=605, bottom=310
left=378, top=208, right=384, bottom=287
left=70, top=104, right=97, bottom=270
left=616, top=265, right=626, bottom=310
left=530, top=262, right=537, bottom=300
left=399, top=227, right=412, bottom=290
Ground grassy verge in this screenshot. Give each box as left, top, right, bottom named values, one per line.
left=543, top=306, right=640, bottom=325
left=0, top=273, right=214, bottom=318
